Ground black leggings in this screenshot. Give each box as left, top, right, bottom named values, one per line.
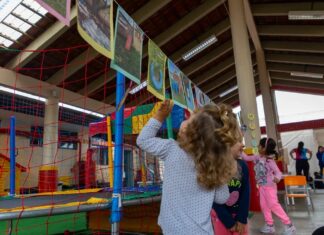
left=296, top=160, right=310, bottom=181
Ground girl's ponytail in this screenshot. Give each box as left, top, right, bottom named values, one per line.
left=260, top=137, right=278, bottom=160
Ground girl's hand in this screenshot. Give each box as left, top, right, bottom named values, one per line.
left=236, top=222, right=246, bottom=235
left=273, top=177, right=280, bottom=183
left=229, top=224, right=237, bottom=232
left=153, top=100, right=173, bottom=123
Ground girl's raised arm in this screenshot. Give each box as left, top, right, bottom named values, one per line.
left=240, top=151, right=259, bottom=162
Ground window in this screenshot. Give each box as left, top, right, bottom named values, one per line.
left=59, top=141, right=77, bottom=150
left=98, top=148, right=108, bottom=165
left=59, top=130, right=78, bottom=150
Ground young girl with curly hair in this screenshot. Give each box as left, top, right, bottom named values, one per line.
left=137, top=100, right=241, bottom=235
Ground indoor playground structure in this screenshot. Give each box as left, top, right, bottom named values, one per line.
left=0, top=97, right=184, bottom=234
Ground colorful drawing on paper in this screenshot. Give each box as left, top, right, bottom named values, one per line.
left=36, top=0, right=71, bottom=26
left=167, top=59, right=187, bottom=109
left=204, top=94, right=211, bottom=105
left=194, top=85, right=205, bottom=108
left=147, top=40, right=166, bottom=100
left=111, top=6, right=144, bottom=84
left=182, top=75, right=195, bottom=111
left=77, top=0, right=114, bottom=59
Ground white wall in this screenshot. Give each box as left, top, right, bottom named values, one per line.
left=280, top=129, right=321, bottom=178
left=314, top=129, right=324, bottom=147
left=0, top=133, right=79, bottom=188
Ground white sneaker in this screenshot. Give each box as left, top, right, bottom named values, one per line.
left=284, top=224, right=296, bottom=235
left=260, top=224, right=275, bottom=234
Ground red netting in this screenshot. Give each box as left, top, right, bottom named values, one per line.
left=0, top=45, right=174, bottom=235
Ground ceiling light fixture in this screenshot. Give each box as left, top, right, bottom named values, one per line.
left=0, top=85, right=46, bottom=102
left=290, top=72, right=323, bottom=79
left=288, top=11, right=324, bottom=20
left=58, top=103, right=105, bottom=118
left=182, top=35, right=217, bottom=61
left=0, top=85, right=104, bottom=118
left=129, top=81, right=147, bottom=94
left=219, top=85, right=238, bottom=98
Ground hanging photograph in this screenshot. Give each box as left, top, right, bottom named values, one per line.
left=36, top=0, right=71, bottom=26
left=147, top=40, right=167, bottom=100
left=182, top=75, right=195, bottom=111
left=111, top=6, right=144, bottom=84
left=167, top=59, right=187, bottom=109
left=77, top=0, right=114, bottom=59
left=194, top=85, right=206, bottom=108
left=204, top=94, right=211, bottom=105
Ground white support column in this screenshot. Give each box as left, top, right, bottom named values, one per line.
left=229, top=0, right=261, bottom=148
left=43, top=96, right=59, bottom=165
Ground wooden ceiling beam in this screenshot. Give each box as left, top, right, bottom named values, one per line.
left=267, top=62, right=324, bottom=74
left=216, top=83, right=260, bottom=105
left=252, top=2, right=324, bottom=16
left=216, top=91, right=238, bottom=105
left=263, top=41, right=324, bottom=54
left=46, top=48, right=99, bottom=85
left=5, top=6, right=77, bottom=69
left=84, top=0, right=227, bottom=98
left=270, top=71, right=324, bottom=85
left=192, top=56, right=235, bottom=86
left=211, top=78, right=259, bottom=101
left=209, top=74, right=259, bottom=100
left=182, top=40, right=233, bottom=75
left=193, top=53, right=255, bottom=88
left=200, top=70, right=236, bottom=94
left=203, top=63, right=257, bottom=94
left=151, top=0, right=225, bottom=48
left=266, top=53, right=324, bottom=67
left=169, top=18, right=230, bottom=62
left=271, top=79, right=324, bottom=95
left=258, top=25, right=324, bottom=37
left=271, top=84, right=324, bottom=97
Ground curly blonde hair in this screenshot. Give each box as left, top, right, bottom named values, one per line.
left=178, top=104, right=241, bottom=190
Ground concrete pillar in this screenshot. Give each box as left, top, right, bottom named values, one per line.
left=229, top=0, right=261, bottom=149
left=257, top=51, right=279, bottom=140
left=79, top=131, right=89, bottom=161
left=39, top=95, right=59, bottom=192
left=270, top=89, right=284, bottom=155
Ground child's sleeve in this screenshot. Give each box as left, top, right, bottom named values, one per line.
left=212, top=203, right=236, bottom=229
left=317, top=152, right=321, bottom=162
left=214, top=184, right=230, bottom=204
left=234, top=160, right=250, bottom=225
left=269, top=159, right=282, bottom=180
left=240, top=152, right=259, bottom=162
left=136, top=118, right=173, bottom=160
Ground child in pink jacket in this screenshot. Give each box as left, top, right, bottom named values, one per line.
left=241, top=137, right=296, bottom=235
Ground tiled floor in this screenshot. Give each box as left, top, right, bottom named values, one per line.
left=248, top=190, right=324, bottom=235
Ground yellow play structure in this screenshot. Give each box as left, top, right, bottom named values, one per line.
left=0, top=153, right=26, bottom=195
